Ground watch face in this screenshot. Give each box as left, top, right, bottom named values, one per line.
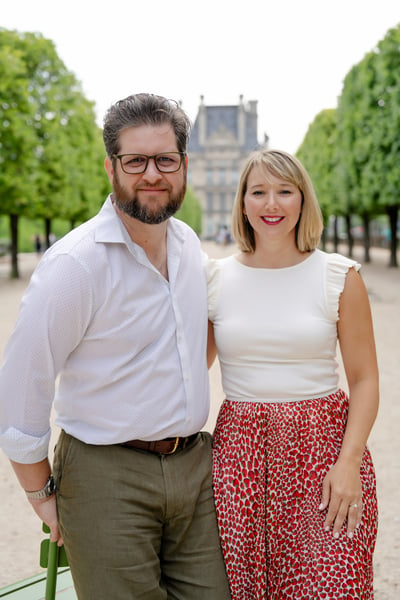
left=45, top=475, right=56, bottom=496
left=46, top=475, right=56, bottom=496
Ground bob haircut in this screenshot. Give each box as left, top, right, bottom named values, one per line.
left=232, top=149, right=324, bottom=253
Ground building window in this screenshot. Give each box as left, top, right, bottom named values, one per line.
left=207, top=192, right=214, bottom=212
left=231, top=169, right=239, bottom=185
left=207, top=219, right=215, bottom=239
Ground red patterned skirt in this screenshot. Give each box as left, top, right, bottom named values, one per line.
left=212, top=390, right=378, bottom=599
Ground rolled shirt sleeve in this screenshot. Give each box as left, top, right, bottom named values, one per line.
left=0, top=253, right=94, bottom=463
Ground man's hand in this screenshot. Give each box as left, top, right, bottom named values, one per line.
left=28, top=494, right=64, bottom=546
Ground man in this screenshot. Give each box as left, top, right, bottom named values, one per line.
left=0, top=93, right=230, bottom=599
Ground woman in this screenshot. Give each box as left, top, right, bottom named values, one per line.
left=207, top=149, right=378, bottom=599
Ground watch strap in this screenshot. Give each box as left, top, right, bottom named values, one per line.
left=25, top=475, right=56, bottom=500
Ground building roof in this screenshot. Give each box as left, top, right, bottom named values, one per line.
left=188, top=100, right=259, bottom=152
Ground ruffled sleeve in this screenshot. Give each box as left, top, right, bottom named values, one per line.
left=326, top=253, right=361, bottom=321
left=205, top=257, right=222, bottom=321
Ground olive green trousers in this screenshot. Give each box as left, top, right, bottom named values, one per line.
left=53, top=430, right=231, bottom=600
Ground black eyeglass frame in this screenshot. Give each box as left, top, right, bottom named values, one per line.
left=112, top=152, right=186, bottom=174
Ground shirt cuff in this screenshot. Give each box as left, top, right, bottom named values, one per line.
left=0, top=427, right=51, bottom=463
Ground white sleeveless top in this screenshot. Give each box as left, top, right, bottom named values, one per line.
left=207, top=249, right=361, bottom=403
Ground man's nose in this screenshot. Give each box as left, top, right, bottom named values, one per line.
left=142, top=158, right=162, bottom=180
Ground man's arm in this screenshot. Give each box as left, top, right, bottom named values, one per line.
left=10, top=458, right=63, bottom=546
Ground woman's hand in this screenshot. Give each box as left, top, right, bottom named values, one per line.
left=318, top=458, right=363, bottom=539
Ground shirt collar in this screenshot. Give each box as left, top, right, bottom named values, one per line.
left=94, top=195, right=127, bottom=245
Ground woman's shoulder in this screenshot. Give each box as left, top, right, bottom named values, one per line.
left=316, top=250, right=362, bottom=320
left=205, top=255, right=237, bottom=320
left=316, top=248, right=361, bottom=272
left=205, top=254, right=236, bottom=281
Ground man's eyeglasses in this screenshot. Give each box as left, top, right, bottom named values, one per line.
left=112, top=152, right=185, bottom=174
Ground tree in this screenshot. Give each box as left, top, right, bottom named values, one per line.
left=0, top=30, right=40, bottom=276
left=296, top=109, right=338, bottom=251
left=336, top=24, right=400, bottom=267
left=31, top=77, right=107, bottom=246
left=364, top=25, right=400, bottom=267
left=175, top=186, right=202, bottom=235
left=0, top=29, right=107, bottom=276
left=335, top=54, right=380, bottom=262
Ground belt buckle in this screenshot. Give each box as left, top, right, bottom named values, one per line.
left=164, top=437, right=180, bottom=455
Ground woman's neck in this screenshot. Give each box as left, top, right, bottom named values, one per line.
left=239, top=239, right=311, bottom=269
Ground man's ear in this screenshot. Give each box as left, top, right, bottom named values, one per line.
left=104, top=156, right=114, bottom=184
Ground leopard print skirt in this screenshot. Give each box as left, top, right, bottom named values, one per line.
left=212, top=390, right=378, bottom=599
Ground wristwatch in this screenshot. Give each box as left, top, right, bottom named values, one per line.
left=25, top=475, right=56, bottom=500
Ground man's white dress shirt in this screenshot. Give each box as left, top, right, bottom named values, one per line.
left=0, top=197, right=209, bottom=463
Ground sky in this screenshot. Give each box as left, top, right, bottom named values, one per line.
left=2, top=0, right=400, bottom=154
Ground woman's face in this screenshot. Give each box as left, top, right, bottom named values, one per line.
left=243, top=166, right=302, bottom=245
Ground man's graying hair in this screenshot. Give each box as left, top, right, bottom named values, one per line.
left=103, top=93, right=192, bottom=158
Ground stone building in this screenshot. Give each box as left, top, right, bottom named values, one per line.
left=187, top=95, right=268, bottom=239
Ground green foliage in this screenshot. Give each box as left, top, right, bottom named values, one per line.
left=336, top=24, right=400, bottom=217
left=297, top=23, right=400, bottom=227
left=366, top=25, right=400, bottom=208
left=0, top=30, right=39, bottom=215
left=0, top=28, right=109, bottom=240
left=175, top=186, right=203, bottom=235
left=335, top=52, right=382, bottom=215
left=296, top=109, right=337, bottom=222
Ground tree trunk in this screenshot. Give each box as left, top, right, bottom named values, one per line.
left=9, top=214, right=19, bottom=279
left=320, top=227, right=327, bottom=251
left=44, top=218, right=51, bottom=250
left=345, top=214, right=353, bottom=258
left=362, top=213, right=371, bottom=263
left=333, top=216, right=339, bottom=253
left=387, top=205, right=398, bottom=268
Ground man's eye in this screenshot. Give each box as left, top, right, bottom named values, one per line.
left=125, top=155, right=146, bottom=166
left=158, top=155, right=177, bottom=165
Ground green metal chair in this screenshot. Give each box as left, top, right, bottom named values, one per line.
left=0, top=524, right=75, bottom=599
left=39, top=524, right=72, bottom=599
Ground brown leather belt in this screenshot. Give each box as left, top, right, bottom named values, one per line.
left=121, top=433, right=199, bottom=455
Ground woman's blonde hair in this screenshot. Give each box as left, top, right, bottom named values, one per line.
left=231, top=149, right=324, bottom=253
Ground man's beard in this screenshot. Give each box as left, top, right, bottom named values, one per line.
left=112, top=173, right=186, bottom=225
